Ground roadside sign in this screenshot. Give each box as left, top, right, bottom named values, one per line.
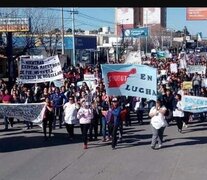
left=124, top=27, right=149, bottom=38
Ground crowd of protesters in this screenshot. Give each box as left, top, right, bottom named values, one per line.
left=1, top=48, right=207, bottom=150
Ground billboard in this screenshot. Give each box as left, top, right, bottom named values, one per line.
left=186, top=8, right=207, bottom=20
left=0, top=18, right=31, bottom=32
left=143, top=8, right=161, bottom=25
left=116, top=8, right=134, bottom=24
left=64, top=36, right=97, bottom=50
left=116, top=8, right=134, bottom=36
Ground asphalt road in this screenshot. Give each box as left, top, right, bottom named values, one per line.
left=0, top=113, right=207, bottom=180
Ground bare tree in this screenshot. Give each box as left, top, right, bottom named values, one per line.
left=0, top=8, right=62, bottom=58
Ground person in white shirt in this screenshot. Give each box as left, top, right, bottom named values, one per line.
left=77, top=99, right=93, bottom=149
left=173, top=94, right=184, bottom=133
left=63, top=96, right=79, bottom=139
left=149, top=99, right=167, bottom=150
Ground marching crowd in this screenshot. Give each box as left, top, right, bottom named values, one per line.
left=1, top=49, right=207, bottom=150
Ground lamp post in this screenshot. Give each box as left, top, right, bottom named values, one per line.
left=71, top=7, right=76, bottom=66
left=61, top=7, right=65, bottom=55
left=116, top=18, right=128, bottom=63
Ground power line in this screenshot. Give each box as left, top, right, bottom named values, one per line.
left=78, top=12, right=115, bottom=25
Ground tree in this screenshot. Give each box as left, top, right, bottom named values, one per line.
left=183, top=26, right=190, bottom=36
left=0, top=8, right=62, bottom=58
left=66, top=28, right=72, bottom=34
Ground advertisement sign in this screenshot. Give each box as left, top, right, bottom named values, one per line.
left=64, top=36, right=97, bottom=50
left=143, top=8, right=161, bottom=25
left=101, top=64, right=157, bottom=100
left=186, top=8, right=207, bottom=20
left=116, top=8, right=134, bottom=25
left=124, top=27, right=149, bottom=38
left=0, top=18, right=31, bottom=32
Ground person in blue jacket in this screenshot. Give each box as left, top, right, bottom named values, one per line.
left=50, top=87, right=67, bottom=129
left=107, top=97, right=121, bottom=150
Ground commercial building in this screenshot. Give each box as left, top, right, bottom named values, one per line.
left=115, top=7, right=167, bottom=36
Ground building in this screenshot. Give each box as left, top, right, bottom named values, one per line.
left=115, top=7, right=167, bottom=36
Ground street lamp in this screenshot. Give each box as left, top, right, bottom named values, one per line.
left=116, top=18, right=129, bottom=63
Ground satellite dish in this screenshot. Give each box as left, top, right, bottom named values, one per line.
left=109, top=48, right=114, bottom=54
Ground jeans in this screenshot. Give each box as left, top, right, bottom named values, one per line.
left=65, top=124, right=74, bottom=138
left=43, top=118, right=53, bottom=138
left=108, top=123, right=119, bottom=148
left=80, top=124, right=90, bottom=145
left=53, top=107, right=63, bottom=129
left=174, top=117, right=183, bottom=130
left=4, top=117, right=14, bottom=130
left=4, top=116, right=9, bottom=130
left=151, top=126, right=165, bottom=147
left=102, top=117, right=107, bottom=139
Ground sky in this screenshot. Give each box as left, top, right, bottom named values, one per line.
left=75, top=7, right=207, bottom=37
left=1, top=7, right=207, bottom=37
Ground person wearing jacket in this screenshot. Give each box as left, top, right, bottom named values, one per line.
left=63, top=96, right=79, bottom=140
left=77, top=99, right=93, bottom=149
left=50, top=87, right=67, bottom=129
left=107, top=97, right=121, bottom=150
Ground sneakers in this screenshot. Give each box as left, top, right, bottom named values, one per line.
left=151, top=146, right=156, bottom=150
left=178, top=129, right=182, bottom=133
left=183, top=123, right=188, bottom=128
left=158, top=144, right=162, bottom=149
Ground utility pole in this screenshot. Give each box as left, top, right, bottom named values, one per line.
left=71, top=8, right=78, bottom=66
left=116, top=23, right=119, bottom=63
left=61, top=7, right=65, bottom=55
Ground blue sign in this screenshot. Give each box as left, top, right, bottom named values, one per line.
left=64, top=36, right=97, bottom=50
left=124, top=27, right=149, bottom=38
left=182, top=95, right=207, bottom=113
left=101, top=64, right=157, bottom=101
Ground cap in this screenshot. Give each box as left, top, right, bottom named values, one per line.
left=112, top=97, right=118, bottom=102
left=80, top=98, right=86, bottom=103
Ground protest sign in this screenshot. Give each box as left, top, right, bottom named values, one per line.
left=84, top=74, right=96, bottom=81
left=187, top=65, right=206, bottom=74
left=101, top=64, right=157, bottom=100
left=182, top=81, right=192, bottom=90
left=0, top=103, right=46, bottom=124
left=18, top=55, right=63, bottom=84
left=170, top=63, right=178, bottom=73
left=182, top=95, right=207, bottom=113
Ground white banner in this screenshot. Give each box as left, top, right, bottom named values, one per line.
left=170, top=63, right=178, bottom=73
left=18, top=55, right=64, bottom=84
left=0, top=103, right=46, bottom=124
left=187, top=65, right=206, bottom=74
left=84, top=74, right=96, bottom=81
